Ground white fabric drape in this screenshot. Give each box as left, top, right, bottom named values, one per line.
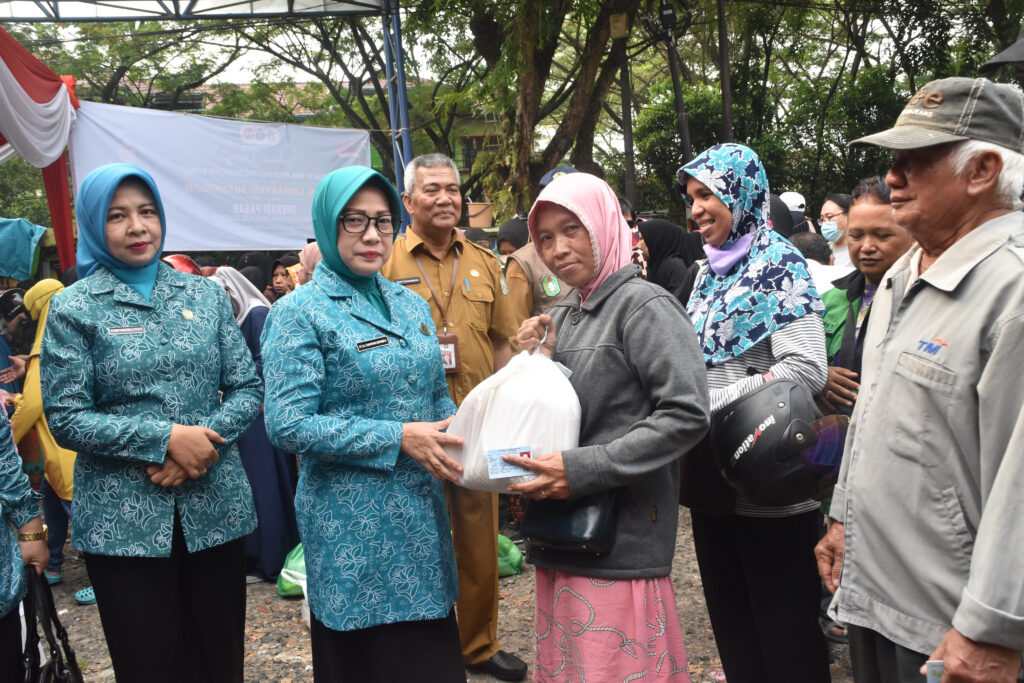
left=0, top=57, right=75, bottom=168
left=0, top=142, right=18, bottom=165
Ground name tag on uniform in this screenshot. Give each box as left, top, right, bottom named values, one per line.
left=395, top=277, right=421, bottom=286
left=107, top=326, right=145, bottom=336
left=437, top=333, right=461, bottom=374
left=356, top=336, right=389, bottom=352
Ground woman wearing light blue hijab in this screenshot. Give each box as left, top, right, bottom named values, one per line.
left=40, top=163, right=262, bottom=683
left=261, top=166, right=465, bottom=682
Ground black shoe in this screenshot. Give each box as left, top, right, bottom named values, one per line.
left=467, top=650, right=528, bottom=681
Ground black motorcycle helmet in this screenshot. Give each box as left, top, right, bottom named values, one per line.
left=710, top=379, right=849, bottom=506
left=0, top=288, right=27, bottom=322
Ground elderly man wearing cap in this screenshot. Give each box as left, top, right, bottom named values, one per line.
left=815, top=77, right=1024, bottom=683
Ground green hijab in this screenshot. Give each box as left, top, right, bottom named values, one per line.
left=311, top=166, right=403, bottom=318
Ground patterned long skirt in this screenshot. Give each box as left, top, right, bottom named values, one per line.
left=533, top=568, right=690, bottom=682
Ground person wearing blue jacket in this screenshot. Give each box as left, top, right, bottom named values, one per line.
left=0, top=408, right=47, bottom=681
left=40, top=163, right=262, bottom=683
left=261, top=166, right=465, bottom=682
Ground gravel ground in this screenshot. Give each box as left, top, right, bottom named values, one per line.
left=46, top=508, right=852, bottom=682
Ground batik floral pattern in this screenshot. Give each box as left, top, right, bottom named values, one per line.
left=0, top=411, right=41, bottom=618
left=682, top=143, right=823, bottom=366
left=261, top=264, right=459, bottom=632
left=40, top=264, right=261, bottom=556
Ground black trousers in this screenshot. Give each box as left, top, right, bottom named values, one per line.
left=0, top=604, right=24, bottom=681
left=309, top=608, right=465, bottom=683
left=691, top=509, right=831, bottom=683
left=848, top=625, right=929, bottom=683
left=84, top=515, right=246, bottom=683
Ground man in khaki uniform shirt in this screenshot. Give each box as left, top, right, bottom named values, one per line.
left=381, top=154, right=525, bottom=681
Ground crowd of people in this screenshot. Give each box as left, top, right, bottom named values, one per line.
left=1, top=73, right=1023, bottom=683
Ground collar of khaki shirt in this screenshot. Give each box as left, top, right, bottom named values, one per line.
left=403, top=227, right=464, bottom=260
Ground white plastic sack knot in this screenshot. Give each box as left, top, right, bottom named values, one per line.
left=447, top=350, right=581, bottom=492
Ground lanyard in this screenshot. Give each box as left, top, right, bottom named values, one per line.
left=414, top=252, right=459, bottom=334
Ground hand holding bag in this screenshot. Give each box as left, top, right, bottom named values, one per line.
left=22, top=567, right=84, bottom=683
left=447, top=350, right=581, bottom=492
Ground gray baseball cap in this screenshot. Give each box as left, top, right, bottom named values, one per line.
left=981, top=26, right=1024, bottom=74
left=850, top=77, right=1024, bottom=153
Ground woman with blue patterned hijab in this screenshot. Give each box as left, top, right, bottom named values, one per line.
left=678, top=144, right=832, bottom=683
left=41, top=163, right=262, bottom=682
left=261, top=166, right=465, bottom=682
left=680, top=144, right=823, bottom=366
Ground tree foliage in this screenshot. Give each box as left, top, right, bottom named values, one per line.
left=623, top=0, right=1024, bottom=222
left=2, top=1, right=1023, bottom=230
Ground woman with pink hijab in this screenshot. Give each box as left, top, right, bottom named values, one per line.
left=296, top=242, right=322, bottom=285
left=511, top=173, right=711, bottom=681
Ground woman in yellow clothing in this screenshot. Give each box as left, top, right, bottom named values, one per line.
left=9, top=279, right=89, bottom=601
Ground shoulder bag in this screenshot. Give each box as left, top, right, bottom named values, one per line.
left=22, top=567, right=85, bottom=683
left=520, top=489, right=618, bottom=556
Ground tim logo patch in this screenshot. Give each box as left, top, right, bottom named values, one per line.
left=917, top=338, right=949, bottom=355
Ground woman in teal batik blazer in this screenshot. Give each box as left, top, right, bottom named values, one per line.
left=40, top=163, right=261, bottom=683
left=261, top=166, right=465, bottom=682
left=0, top=408, right=48, bottom=682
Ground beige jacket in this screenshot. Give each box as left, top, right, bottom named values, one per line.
left=830, top=211, right=1024, bottom=654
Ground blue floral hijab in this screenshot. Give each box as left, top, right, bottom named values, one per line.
left=681, top=144, right=822, bottom=367
left=76, top=163, right=167, bottom=301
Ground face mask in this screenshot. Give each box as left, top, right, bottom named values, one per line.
left=820, top=220, right=841, bottom=242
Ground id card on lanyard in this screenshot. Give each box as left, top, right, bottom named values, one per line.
left=415, top=253, right=462, bottom=374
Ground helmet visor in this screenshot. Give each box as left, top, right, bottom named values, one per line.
left=799, top=414, right=850, bottom=482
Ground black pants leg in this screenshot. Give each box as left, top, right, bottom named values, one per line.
left=85, top=515, right=246, bottom=683
left=309, top=608, right=464, bottom=683
left=692, top=510, right=832, bottom=683
left=0, top=605, right=24, bottom=681
left=848, top=625, right=929, bottom=683
left=180, top=530, right=247, bottom=681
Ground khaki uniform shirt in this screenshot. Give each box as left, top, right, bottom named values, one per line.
left=382, top=229, right=519, bottom=406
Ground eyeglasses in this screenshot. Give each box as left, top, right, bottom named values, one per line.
left=819, top=212, right=845, bottom=222
left=339, top=213, right=397, bottom=234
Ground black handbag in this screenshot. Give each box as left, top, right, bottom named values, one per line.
left=520, top=489, right=618, bottom=556
left=678, top=433, right=736, bottom=518
left=22, top=567, right=85, bottom=683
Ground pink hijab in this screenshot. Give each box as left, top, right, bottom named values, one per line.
left=527, top=172, right=632, bottom=302
left=297, top=242, right=322, bottom=285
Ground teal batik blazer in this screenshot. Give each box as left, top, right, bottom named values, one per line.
left=261, top=264, right=459, bottom=632
left=41, top=264, right=261, bottom=557
left=0, top=410, right=41, bottom=618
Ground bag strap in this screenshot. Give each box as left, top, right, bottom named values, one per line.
left=22, top=567, right=41, bottom=683
left=46, top=580, right=83, bottom=683
left=30, top=570, right=66, bottom=680
left=28, top=569, right=84, bottom=683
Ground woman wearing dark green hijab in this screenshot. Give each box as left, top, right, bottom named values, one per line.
left=261, top=166, right=466, bottom=682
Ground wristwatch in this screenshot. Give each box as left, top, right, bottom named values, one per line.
left=18, top=524, right=47, bottom=542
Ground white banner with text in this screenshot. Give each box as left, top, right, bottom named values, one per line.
left=70, top=101, right=372, bottom=251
